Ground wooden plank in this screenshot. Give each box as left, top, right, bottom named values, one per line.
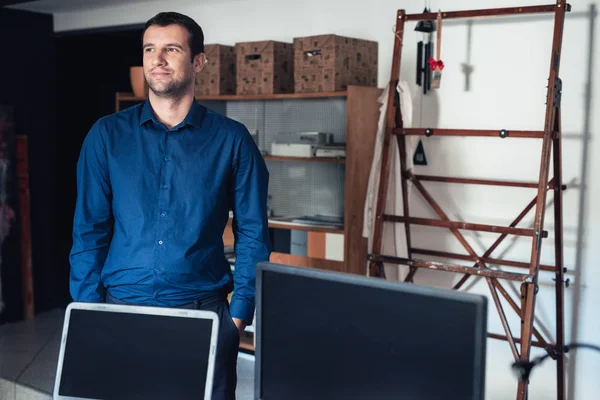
left=488, top=333, right=546, bottom=348
left=115, top=91, right=348, bottom=103
left=411, top=174, right=557, bottom=189
left=396, top=128, right=544, bottom=138
left=519, top=5, right=568, bottom=398
left=264, top=156, right=345, bottom=163
left=269, top=252, right=345, bottom=273
left=16, top=136, right=34, bottom=319
left=410, top=248, right=556, bottom=272
left=343, top=85, right=384, bottom=275
left=267, top=221, right=343, bottom=234
left=226, top=217, right=343, bottom=236
left=368, top=11, right=406, bottom=279
left=198, top=92, right=347, bottom=101
left=553, top=108, right=567, bottom=400
left=369, top=255, right=533, bottom=282
left=385, top=215, right=547, bottom=237
left=307, top=232, right=326, bottom=259
left=405, top=4, right=560, bottom=21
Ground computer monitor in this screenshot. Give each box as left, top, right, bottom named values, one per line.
left=255, top=262, right=487, bottom=400
left=53, top=302, right=219, bottom=400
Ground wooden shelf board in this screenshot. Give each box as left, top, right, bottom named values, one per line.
left=227, top=217, right=344, bottom=234
left=267, top=221, right=344, bottom=234
left=116, top=91, right=348, bottom=102
left=264, top=155, right=345, bottom=163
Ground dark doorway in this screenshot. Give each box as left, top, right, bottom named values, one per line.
left=55, top=25, right=145, bottom=310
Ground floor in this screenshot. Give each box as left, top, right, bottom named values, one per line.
left=236, top=353, right=255, bottom=400
left=0, top=309, right=255, bottom=399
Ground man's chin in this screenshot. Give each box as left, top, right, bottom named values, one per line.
left=148, top=84, right=191, bottom=99
left=148, top=86, right=177, bottom=97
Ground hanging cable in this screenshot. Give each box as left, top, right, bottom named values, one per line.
left=512, top=343, right=600, bottom=382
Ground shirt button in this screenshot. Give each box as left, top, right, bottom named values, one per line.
left=161, top=184, right=168, bottom=189
left=158, top=240, right=163, bottom=245
left=160, top=212, right=166, bottom=217
left=163, top=157, right=170, bottom=162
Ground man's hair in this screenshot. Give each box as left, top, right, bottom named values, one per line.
left=143, top=12, right=204, bottom=61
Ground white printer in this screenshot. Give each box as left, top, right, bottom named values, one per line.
left=270, top=132, right=345, bottom=157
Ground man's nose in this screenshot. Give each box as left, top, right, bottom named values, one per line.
left=152, top=50, right=167, bottom=66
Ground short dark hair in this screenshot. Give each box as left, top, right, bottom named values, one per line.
left=143, top=12, right=204, bottom=61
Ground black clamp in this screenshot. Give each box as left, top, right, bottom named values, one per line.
left=499, top=129, right=509, bottom=138
left=546, top=345, right=561, bottom=359
left=424, top=128, right=433, bottom=137
left=553, top=277, right=571, bottom=288
left=554, top=77, right=562, bottom=108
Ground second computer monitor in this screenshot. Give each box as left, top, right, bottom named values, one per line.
left=255, top=262, right=487, bottom=400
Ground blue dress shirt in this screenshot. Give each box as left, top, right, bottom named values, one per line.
left=69, top=99, right=271, bottom=323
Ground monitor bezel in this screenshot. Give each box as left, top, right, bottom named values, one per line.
left=255, top=261, right=487, bottom=400
left=53, top=301, right=219, bottom=400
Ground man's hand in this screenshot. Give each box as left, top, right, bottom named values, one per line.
left=232, top=317, right=246, bottom=336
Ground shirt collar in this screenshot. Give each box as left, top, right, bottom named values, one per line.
left=181, top=99, right=207, bottom=129
left=139, top=100, right=156, bottom=126
left=139, top=98, right=207, bottom=130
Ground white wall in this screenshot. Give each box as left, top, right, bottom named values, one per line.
left=55, top=0, right=599, bottom=399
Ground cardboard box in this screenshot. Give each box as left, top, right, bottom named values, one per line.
left=236, top=40, right=294, bottom=95
left=195, top=44, right=236, bottom=96
left=293, top=34, right=378, bottom=93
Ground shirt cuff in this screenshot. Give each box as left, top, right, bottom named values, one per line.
left=229, top=296, right=255, bottom=325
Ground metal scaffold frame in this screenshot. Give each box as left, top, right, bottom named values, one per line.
left=367, top=2, right=570, bottom=399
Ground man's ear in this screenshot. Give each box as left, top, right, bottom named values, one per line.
left=194, top=53, right=207, bottom=73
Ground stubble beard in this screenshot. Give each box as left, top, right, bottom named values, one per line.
left=146, top=71, right=194, bottom=99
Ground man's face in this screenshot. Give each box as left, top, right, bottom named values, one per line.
left=142, top=24, right=204, bottom=98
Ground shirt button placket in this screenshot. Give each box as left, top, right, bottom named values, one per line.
left=155, top=131, right=171, bottom=299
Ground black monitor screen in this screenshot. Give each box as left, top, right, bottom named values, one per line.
left=256, top=263, right=487, bottom=400
left=58, top=308, right=214, bottom=400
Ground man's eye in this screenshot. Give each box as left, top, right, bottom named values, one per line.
left=144, top=48, right=154, bottom=53
left=168, top=47, right=178, bottom=52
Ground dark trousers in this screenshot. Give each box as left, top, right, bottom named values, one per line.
left=106, top=292, right=240, bottom=400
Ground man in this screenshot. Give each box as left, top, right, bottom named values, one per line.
left=69, top=11, right=271, bottom=399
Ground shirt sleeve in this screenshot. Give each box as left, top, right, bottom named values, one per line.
left=69, top=120, right=113, bottom=302
left=229, top=126, right=271, bottom=324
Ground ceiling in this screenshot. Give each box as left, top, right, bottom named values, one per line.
left=5, top=0, right=159, bottom=13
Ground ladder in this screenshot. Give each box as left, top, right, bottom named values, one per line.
left=367, top=2, right=570, bottom=399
